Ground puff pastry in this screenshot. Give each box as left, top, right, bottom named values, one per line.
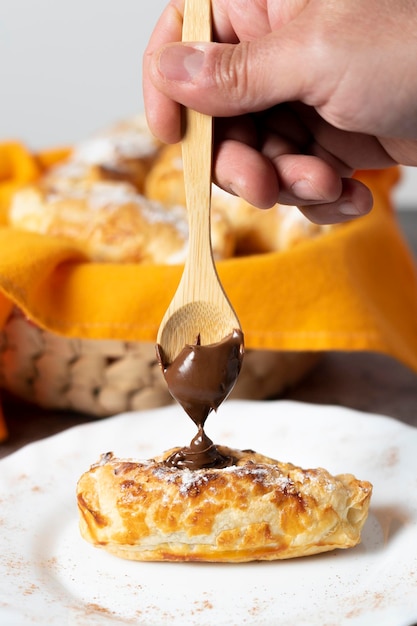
left=44, top=114, right=162, bottom=194
left=76, top=447, right=372, bottom=562
left=8, top=117, right=332, bottom=264
left=9, top=180, right=234, bottom=264
left=9, top=181, right=190, bottom=264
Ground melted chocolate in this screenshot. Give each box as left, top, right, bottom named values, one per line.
left=156, top=329, right=244, bottom=470
left=163, top=426, right=235, bottom=469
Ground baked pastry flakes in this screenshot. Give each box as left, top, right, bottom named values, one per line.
left=8, top=116, right=333, bottom=264
left=9, top=140, right=235, bottom=264
left=77, top=447, right=372, bottom=563
left=9, top=181, right=190, bottom=264
left=44, top=114, right=162, bottom=194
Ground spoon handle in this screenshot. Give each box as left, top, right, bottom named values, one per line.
left=181, top=0, right=215, bottom=296
left=182, top=0, right=212, bottom=46
left=156, top=0, right=241, bottom=361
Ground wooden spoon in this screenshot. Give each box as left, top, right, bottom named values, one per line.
left=156, top=0, right=242, bottom=365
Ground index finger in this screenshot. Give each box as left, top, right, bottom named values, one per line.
left=143, top=0, right=185, bottom=143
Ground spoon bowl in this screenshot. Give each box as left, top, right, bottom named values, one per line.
left=158, top=297, right=241, bottom=366
left=157, top=0, right=242, bottom=365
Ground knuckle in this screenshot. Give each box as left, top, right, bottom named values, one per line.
left=213, top=42, right=253, bottom=108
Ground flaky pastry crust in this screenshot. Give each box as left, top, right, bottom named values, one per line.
left=9, top=182, right=190, bottom=264
left=76, top=447, right=372, bottom=563
left=44, top=114, right=162, bottom=194
left=8, top=117, right=332, bottom=264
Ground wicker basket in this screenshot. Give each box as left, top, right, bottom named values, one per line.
left=0, top=308, right=319, bottom=416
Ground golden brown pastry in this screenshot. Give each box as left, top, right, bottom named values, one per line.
left=77, top=447, right=372, bottom=563
left=8, top=177, right=236, bottom=264
left=8, top=117, right=330, bottom=264
left=9, top=181, right=190, bottom=264
left=9, top=126, right=235, bottom=265
left=144, top=142, right=185, bottom=207
left=44, top=114, right=162, bottom=194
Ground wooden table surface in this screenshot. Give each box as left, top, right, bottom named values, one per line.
left=1, top=211, right=417, bottom=459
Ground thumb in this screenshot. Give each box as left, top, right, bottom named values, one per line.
left=149, top=33, right=316, bottom=117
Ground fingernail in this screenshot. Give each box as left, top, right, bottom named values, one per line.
left=158, top=45, right=205, bottom=82
left=338, top=201, right=362, bottom=216
left=291, top=180, right=324, bottom=202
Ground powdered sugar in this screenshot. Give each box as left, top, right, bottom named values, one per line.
left=86, top=182, right=139, bottom=210
left=49, top=160, right=89, bottom=181
left=151, top=461, right=295, bottom=495
left=42, top=180, right=189, bottom=238
left=178, top=469, right=210, bottom=496
left=72, top=116, right=159, bottom=165
left=73, top=133, right=156, bottom=165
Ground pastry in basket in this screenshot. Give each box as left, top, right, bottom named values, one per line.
left=76, top=445, right=372, bottom=563
left=9, top=181, right=189, bottom=264
left=2, top=114, right=327, bottom=416
left=43, top=114, right=162, bottom=194
left=145, top=142, right=331, bottom=255
left=8, top=116, right=236, bottom=264
left=8, top=180, right=235, bottom=264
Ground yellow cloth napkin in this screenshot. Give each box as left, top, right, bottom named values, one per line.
left=1, top=142, right=417, bottom=440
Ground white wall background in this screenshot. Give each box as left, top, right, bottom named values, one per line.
left=1, top=0, right=416, bottom=209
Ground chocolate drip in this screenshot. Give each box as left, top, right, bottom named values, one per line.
left=156, top=329, right=244, bottom=470
left=164, top=426, right=235, bottom=469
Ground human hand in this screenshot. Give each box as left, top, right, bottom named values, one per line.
left=143, top=0, right=417, bottom=223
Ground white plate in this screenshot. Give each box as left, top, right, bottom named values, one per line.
left=1, top=400, right=417, bottom=626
